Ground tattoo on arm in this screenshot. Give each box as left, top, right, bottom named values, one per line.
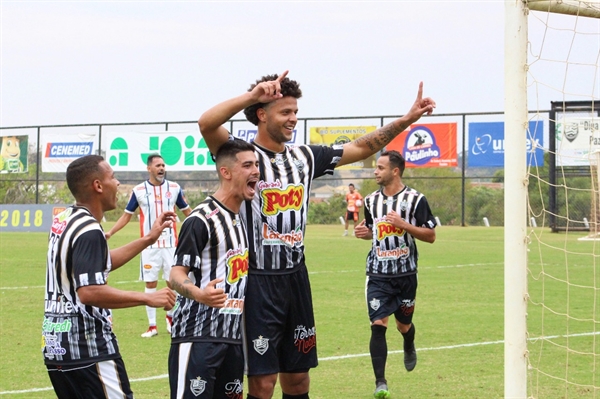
left=172, top=278, right=196, bottom=300
left=358, top=122, right=410, bottom=152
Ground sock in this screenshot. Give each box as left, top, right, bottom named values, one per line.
left=282, top=393, right=309, bottom=399
left=401, top=323, right=415, bottom=349
left=370, top=324, right=388, bottom=383
left=145, top=287, right=157, bottom=326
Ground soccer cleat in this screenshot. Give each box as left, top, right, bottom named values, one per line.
left=343, top=231, right=348, bottom=236
left=374, top=382, right=390, bottom=399
left=403, top=341, right=417, bottom=371
left=166, top=315, right=173, bottom=334
left=141, top=326, right=158, bottom=338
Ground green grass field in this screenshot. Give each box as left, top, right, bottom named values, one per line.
left=0, top=224, right=597, bottom=398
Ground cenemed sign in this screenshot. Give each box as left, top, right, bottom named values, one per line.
left=45, top=142, right=94, bottom=157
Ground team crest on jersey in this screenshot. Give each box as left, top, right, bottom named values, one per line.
left=165, top=191, right=172, bottom=199
left=370, top=298, right=381, bottom=311
left=399, top=200, right=409, bottom=211
left=260, top=182, right=304, bottom=216
left=253, top=335, right=269, bottom=355
left=190, top=377, right=206, bottom=396
left=376, top=221, right=405, bottom=241
left=226, top=248, right=248, bottom=284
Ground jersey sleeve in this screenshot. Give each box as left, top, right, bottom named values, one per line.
left=124, top=191, right=139, bottom=214
left=308, top=145, right=344, bottom=179
left=175, top=188, right=190, bottom=211
left=414, top=196, right=437, bottom=229
left=71, top=229, right=109, bottom=290
left=174, top=216, right=209, bottom=270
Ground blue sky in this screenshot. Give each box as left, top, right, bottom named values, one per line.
left=1, top=1, right=598, bottom=128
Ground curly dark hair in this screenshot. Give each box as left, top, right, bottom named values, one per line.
left=243, top=73, right=302, bottom=126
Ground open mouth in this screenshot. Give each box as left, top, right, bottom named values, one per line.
left=247, top=179, right=258, bottom=196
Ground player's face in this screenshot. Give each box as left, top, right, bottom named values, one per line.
left=147, top=157, right=166, bottom=184
left=232, top=150, right=260, bottom=201
left=98, top=161, right=120, bottom=211
left=263, top=96, right=298, bottom=144
left=349, top=185, right=355, bottom=193
left=374, top=156, right=396, bottom=187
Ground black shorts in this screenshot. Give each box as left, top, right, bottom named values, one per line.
left=46, top=358, right=133, bottom=399
left=366, top=274, right=418, bottom=325
left=244, top=267, right=318, bottom=376
left=346, top=211, right=358, bottom=222
left=169, top=342, right=244, bottom=399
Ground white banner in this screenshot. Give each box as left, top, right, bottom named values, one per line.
left=41, top=132, right=99, bottom=172
left=556, top=117, right=600, bottom=166
left=102, top=131, right=216, bottom=171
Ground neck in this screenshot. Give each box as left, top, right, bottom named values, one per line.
left=382, top=180, right=404, bottom=196
left=75, top=201, right=104, bottom=222
left=149, top=177, right=163, bottom=186
left=253, top=130, right=285, bottom=153
left=212, top=186, right=242, bottom=214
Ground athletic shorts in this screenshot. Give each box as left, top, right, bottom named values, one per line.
left=244, top=267, right=318, bottom=376
left=140, top=247, right=175, bottom=282
left=346, top=211, right=359, bottom=222
left=365, top=274, right=418, bottom=325
left=169, top=342, right=244, bottom=399
left=46, top=358, right=133, bottom=399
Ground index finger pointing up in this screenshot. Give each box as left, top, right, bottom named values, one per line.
left=276, top=70, right=289, bottom=82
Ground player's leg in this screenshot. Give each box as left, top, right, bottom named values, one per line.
left=352, top=212, right=359, bottom=235
left=245, top=273, right=289, bottom=398
left=140, top=248, right=160, bottom=337
left=343, top=211, right=350, bottom=236
left=169, top=342, right=221, bottom=399
left=162, top=247, right=176, bottom=334
left=213, top=344, right=244, bottom=399
left=366, top=276, right=396, bottom=399
left=279, top=268, right=317, bottom=398
left=392, top=274, right=418, bottom=372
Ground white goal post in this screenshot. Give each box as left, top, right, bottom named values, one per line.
left=505, top=1, right=600, bottom=398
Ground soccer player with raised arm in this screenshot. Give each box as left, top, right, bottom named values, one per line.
left=198, top=70, right=435, bottom=399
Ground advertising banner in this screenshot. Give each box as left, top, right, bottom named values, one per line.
left=0, top=204, right=69, bottom=232
left=309, top=126, right=377, bottom=169
left=385, top=123, right=457, bottom=168
left=468, top=121, right=544, bottom=167
left=234, top=128, right=303, bottom=145
left=41, top=132, right=97, bottom=173
left=103, top=131, right=216, bottom=171
left=0, top=134, right=28, bottom=173
left=555, top=117, right=600, bottom=166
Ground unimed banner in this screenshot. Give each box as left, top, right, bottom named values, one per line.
left=385, top=123, right=457, bottom=168
left=41, top=132, right=98, bottom=172
left=103, top=131, right=216, bottom=171
left=309, top=126, right=377, bottom=169
left=0, top=134, right=28, bottom=173
left=468, top=121, right=544, bottom=167
left=556, top=117, right=600, bottom=166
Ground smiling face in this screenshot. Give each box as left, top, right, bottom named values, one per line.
left=1, top=136, right=21, bottom=160
left=258, top=96, right=298, bottom=147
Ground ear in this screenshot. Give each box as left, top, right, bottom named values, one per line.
left=219, top=165, right=232, bottom=180
left=257, top=107, right=267, bottom=123
left=92, top=178, right=103, bottom=194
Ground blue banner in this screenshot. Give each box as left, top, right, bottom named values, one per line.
left=468, top=121, right=544, bottom=167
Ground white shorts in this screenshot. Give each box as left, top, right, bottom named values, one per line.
left=139, top=247, right=175, bottom=283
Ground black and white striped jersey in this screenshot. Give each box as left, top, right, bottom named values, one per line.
left=242, top=142, right=343, bottom=274
left=42, top=206, right=119, bottom=366
left=171, top=196, right=249, bottom=344
left=364, top=187, right=436, bottom=277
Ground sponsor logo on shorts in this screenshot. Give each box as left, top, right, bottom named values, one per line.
left=253, top=335, right=269, bottom=355
left=294, top=325, right=316, bottom=354
left=190, top=377, right=206, bottom=396
left=224, top=379, right=243, bottom=398
left=400, top=299, right=416, bottom=316
left=370, top=298, right=381, bottom=311
left=143, top=264, right=152, bottom=270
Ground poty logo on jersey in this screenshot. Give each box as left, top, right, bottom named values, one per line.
left=376, top=221, right=405, bottom=241
left=45, top=142, right=94, bottom=158
left=51, top=208, right=72, bottom=235
left=403, top=126, right=441, bottom=165
left=236, top=129, right=297, bottom=143
left=259, top=181, right=304, bottom=216
left=226, top=248, right=249, bottom=284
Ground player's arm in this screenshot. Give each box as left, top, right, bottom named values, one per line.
left=110, top=211, right=177, bottom=269
left=198, top=70, right=290, bottom=154
left=170, top=266, right=227, bottom=308
left=176, top=190, right=192, bottom=217
left=105, top=212, right=132, bottom=239
left=337, top=82, right=436, bottom=167
left=78, top=285, right=175, bottom=310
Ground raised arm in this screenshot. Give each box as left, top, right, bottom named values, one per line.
left=198, top=70, right=289, bottom=154
left=338, top=82, right=436, bottom=167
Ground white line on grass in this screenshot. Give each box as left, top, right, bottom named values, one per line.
left=4, top=331, right=600, bottom=396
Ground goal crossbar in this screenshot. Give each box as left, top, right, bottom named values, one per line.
left=527, top=0, right=600, bottom=18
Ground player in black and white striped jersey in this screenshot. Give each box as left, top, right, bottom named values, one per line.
left=199, top=71, right=436, bottom=399
left=42, top=155, right=176, bottom=399
left=354, top=150, right=437, bottom=399
left=168, top=139, right=259, bottom=399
